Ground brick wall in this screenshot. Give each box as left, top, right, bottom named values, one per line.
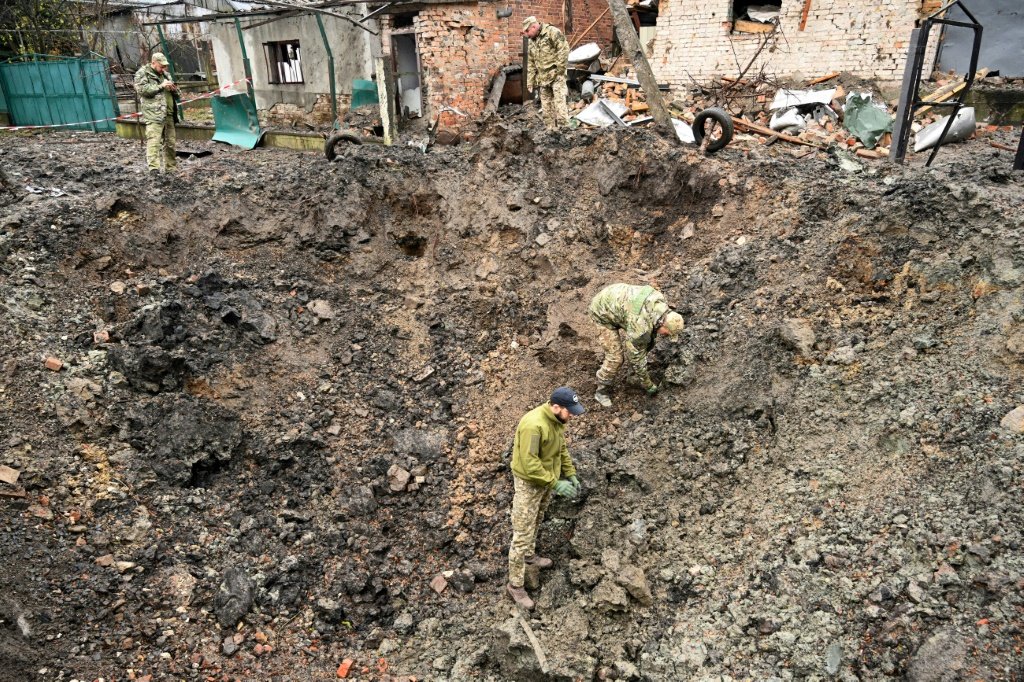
left=382, top=0, right=615, bottom=130
left=651, top=0, right=941, bottom=91
left=508, top=0, right=615, bottom=59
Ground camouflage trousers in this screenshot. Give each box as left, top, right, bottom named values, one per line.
left=595, top=326, right=624, bottom=383
left=145, top=115, right=177, bottom=172
left=508, top=476, right=552, bottom=588
left=538, top=78, right=569, bottom=130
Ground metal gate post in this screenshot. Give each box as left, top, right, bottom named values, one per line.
left=156, top=24, right=177, bottom=81
left=77, top=58, right=98, bottom=132
left=1014, top=127, right=1024, bottom=171
left=234, top=17, right=256, bottom=105
left=314, top=14, right=338, bottom=129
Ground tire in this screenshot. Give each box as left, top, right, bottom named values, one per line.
left=324, top=131, right=363, bottom=161
left=691, top=107, right=734, bottom=154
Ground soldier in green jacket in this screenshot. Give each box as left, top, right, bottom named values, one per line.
left=589, top=283, right=685, bottom=408
left=507, top=386, right=584, bottom=610
left=522, top=16, right=570, bottom=130
left=134, top=52, right=179, bottom=173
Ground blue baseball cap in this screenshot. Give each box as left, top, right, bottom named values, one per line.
left=550, top=386, right=585, bottom=415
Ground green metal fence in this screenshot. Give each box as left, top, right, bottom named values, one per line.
left=0, top=56, right=118, bottom=131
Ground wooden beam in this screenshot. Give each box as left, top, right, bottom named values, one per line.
left=569, top=7, right=608, bottom=49
left=915, top=68, right=989, bottom=117
left=605, top=0, right=673, bottom=134
left=730, top=116, right=824, bottom=149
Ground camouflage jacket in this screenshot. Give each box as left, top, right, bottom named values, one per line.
left=511, top=402, right=577, bottom=489
left=134, top=64, right=176, bottom=124
left=526, top=23, right=569, bottom=91
left=588, top=283, right=671, bottom=389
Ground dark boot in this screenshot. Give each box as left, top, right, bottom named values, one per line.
left=506, top=583, right=535, bottom=610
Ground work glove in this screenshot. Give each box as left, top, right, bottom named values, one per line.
left=553, top=479, right=577, bottom=498
left=646, top=384, right=660, bottom=397
left=569, top=475, right=581, bottom=494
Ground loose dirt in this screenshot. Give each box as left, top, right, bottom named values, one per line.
left=1, top=117, right=1023, bottom=681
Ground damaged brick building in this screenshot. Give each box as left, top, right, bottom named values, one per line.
left=379, top=0, right=614, bottom=128
left=650, top=0, right=946, bottom=88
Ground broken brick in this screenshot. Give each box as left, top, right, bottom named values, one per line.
left=93, top=330, right=110, bottom=345
left=337, top=658, right=354, bottom=678
left=429, top=574, right=448, bottom=594
left=44, top=357, right=63, bottom=371
left=0, top=465, right=20, bottom=485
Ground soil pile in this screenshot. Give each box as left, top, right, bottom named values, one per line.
left=1, top=120, right=1023, bottom=681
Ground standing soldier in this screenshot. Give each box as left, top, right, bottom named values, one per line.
left=134, top=52, right=179, bottom=173
left=589, top=283, right=684, bottom=407
left=522, top=16, right=570, bottom=131
left=507, top=386, right=584, bottom=610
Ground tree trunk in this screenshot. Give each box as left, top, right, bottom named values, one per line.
left=604, top=0, right=673, bottom=136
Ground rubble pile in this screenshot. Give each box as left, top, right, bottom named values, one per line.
left=0, top=119, right=1023, bottom=682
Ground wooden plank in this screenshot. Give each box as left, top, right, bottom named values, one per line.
left=915, top=68, right=989, bottom=117
left=731, top=116, right=824, bottom=148
left=570, top=7, right=609, bottom=49
left=807, top=72, right=840, bottom=85
left=734, top=19, right=775, bottom=33
left=799, top=0, right=812, bottom=30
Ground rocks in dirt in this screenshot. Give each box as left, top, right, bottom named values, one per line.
left=0, top=465, right=21, bottom=485
left=388, top=464, right=411, bottom=492
left=591, top=577, right=630, bottom=613
left=999, top=406, right=1024, bottom=433
left=778, top=318, right=816, bottom=356
left=429, top=574, right=448, bottom=594
left=121, top=396, right=243, bottom=486
left=391, top=428, right=445, bottom=461
left=108, top=345, right=188, bottom=393
left=615, top=565, right=653, bottom=606
left=214, top=567, right=255, bottom=628
left=826, top=346, right=857, bottom=365
left=906, top=630, right=968, bottom=682
left=307, top=299, right=334, bottom=321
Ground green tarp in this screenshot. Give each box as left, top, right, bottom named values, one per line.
left=843, top=93, right=893, bottom=149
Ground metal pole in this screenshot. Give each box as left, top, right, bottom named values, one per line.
left=1014, top=127, right=1024, bottom=172
left=889, top=27, right=926, bottom=164
left=156, top=24, right=176, bottom=81
left=314, top=13, right=338, bottom=129
left=77, top=58, right=98, bottom=132
left=234, top=17, right=255, bottom=102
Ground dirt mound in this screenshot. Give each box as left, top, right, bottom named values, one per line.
left=1, top=124, right=1023, bottom=681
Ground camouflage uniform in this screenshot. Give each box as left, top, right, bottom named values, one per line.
left=508, top=402, right=576, bottom=588
left=134, top=64, right=178, bottom=172
left=526, top=23, right=570, bottom=130
left=588, top=283, right=672, bottom=391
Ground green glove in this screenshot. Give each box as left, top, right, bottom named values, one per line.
left=569, top=475, right=581, bottom=493
left=553, top=479, right=576, bottom=498
left=646, top=384, right=660, bottom=396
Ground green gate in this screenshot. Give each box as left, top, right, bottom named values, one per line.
left=0, top=56, right=118, bottom=131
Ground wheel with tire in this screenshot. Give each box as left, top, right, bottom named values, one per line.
left=324, top=131, right=363, bottom=161
left=691, top=107, right=734, bottom=154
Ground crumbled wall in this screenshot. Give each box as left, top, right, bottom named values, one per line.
left=651, top=0, right=941, bottom=89
left=381, top=0, right=614, bottom=130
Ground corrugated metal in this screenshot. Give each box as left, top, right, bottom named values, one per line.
left=0, top=58, right=118, bottom=131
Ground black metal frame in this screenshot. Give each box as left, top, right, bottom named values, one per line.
left=1015, top=126, right=1024, bottom=172
left=889, top=0, right=982, bottom=166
